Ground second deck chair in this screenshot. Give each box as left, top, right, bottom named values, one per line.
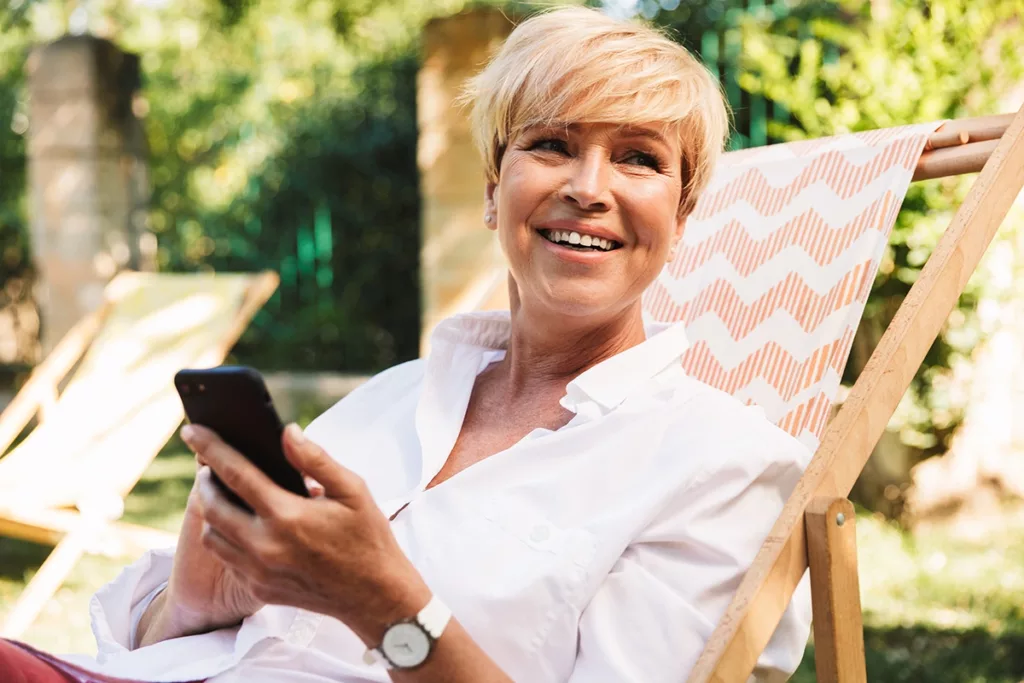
left=0, top=270, right=279, bottom=639
left=639, top=106, right=1023, bottom=682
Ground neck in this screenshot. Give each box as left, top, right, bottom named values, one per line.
left=496, top=276, right=647, bottom=398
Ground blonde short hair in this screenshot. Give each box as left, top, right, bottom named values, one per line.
left=466, top=6, right=730, bottom=217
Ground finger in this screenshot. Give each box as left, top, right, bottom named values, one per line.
left=196, top=466, right=261, bottom=549
left=282, top=424, right=364, bottom=504
left=304, top=476, right=326, bottom=498
left=183, top=424, right=290, bottom=518
left=201, top=520, right=251, bottom=570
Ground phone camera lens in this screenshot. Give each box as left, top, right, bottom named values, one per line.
left=181, top=384, right=190, bottom=395
left=198, top=384, right=206, bottom=393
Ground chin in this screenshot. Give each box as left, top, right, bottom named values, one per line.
left=532, top=279, right=626, bottom=320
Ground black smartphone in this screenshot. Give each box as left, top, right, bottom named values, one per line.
left=174, top=365, right=309, bottom=512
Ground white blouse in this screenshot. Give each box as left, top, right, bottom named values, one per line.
left=67, top=311, right=812, bottom=683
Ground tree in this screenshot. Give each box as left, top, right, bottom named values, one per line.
left=1, top=0, right=477, bottom=372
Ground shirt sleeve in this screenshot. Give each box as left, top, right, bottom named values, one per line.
left=128, top=583, right=169, bottom=649
left=567, top=424, right=813, bottom=683
left=78, top=545, right=304, bottom=681
left=88, top=547, right=176, bottom=660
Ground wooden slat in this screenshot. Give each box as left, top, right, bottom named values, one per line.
left=925, top=113, right=1015, bottom=150
left=0, top=506, right=177, bottom=551
left=688, top=102, right=1024, bottom=683
left=914, top=139, right=1000, bottom=181
left=0, top=271, right=278, bottom=638
left=0, top=299, right=112, bottom=454
left=806, top=498, right=866, bottom=683
left=97, top=270, right=280, bottom=501
left=216, top=271, right=279, bottom=361
left=37, top=384, right=59, bottom=423
left=0, top=530, right=91, bottom=638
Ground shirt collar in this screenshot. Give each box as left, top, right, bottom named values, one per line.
left=428, top=310, right=690, bottom=412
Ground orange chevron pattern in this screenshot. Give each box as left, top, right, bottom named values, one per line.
left=680, top=331, right=853, bottom=404
left=670, top=193, right=894, bottom=278
left=724, top=124, right=927, bottom=165
left=644, top=122, right=943, bottom=449
left=693, top=136, right=925, bottom=219
left=647, top=260, right=876, bottom=339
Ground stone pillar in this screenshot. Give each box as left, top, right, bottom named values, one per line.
left=26, top=36, right=153, bottom=353
left=418, top=9, right=514, bottom=354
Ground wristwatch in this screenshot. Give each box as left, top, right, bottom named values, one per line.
left=362, top=595, right=452, bottom=669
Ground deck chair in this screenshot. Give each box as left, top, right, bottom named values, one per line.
left=0, top=270, right=279, bottom=639
left=640, top=106, right=1024, bottom=682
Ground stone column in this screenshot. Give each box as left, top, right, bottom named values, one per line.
left=26, top=36, right=153, bottom=353
left=418, top=9, right=514, bottom=354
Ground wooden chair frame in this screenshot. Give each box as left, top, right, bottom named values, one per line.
left=0, top=270, right=279, bottom=639
left=686, top=105, right=1024, bottom=682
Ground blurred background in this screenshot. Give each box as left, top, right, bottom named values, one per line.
left=2, top=0, right=1024, bottom=680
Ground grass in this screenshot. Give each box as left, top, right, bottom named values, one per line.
left=0, top=446, right=195, bottom=654
left=3, top=450, right=1024, bottom=681
left=793, top=506, right=1024, bottom=682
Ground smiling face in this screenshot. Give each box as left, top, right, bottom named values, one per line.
left=485, top=121, right=686, bottom=322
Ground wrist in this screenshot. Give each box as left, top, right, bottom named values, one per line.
left=137, top=589, right=204, bottom=647
left=142, top=588, right=247, bottom=646
left=344, top=572, right=434, bottom=647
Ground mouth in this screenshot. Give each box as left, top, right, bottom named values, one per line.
left=538, top=229, right=622, bottom=252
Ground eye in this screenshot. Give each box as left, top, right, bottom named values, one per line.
left=528, top=138, right=570, bottom=155
left=622, top=150, right=663, bottom=171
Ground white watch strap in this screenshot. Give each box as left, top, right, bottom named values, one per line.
left=416, top=594, right=452, bottom=639
left=362, top=595, right=451, bottom=668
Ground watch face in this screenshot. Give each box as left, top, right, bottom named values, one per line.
left=382, top=622, right=431, bottom=668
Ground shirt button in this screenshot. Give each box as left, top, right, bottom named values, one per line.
left=530, top=524, right=551, bottom=543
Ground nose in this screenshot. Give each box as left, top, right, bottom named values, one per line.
left=559, top=149, right=611, bottom=212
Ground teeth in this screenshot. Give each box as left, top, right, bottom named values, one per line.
left=543, top=230, right=617, bottom=251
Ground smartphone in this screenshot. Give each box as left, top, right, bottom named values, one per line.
left=174, top=365, right=309, bottom=512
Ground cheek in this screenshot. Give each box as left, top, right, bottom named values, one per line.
left=623, top=185, right=680, bottom=248
left=494, top=163, right=554, bottom=253
left=497, top=154, right=562, bottom=220
left=496, top=181, right=524, bottom=221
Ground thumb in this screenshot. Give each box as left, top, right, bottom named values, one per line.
left=282, top=423, right=364, bottom=504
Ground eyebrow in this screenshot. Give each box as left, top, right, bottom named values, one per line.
left=616, top=126, right=672, bottom=147
left=528, top=122, right=674, bottom=151
left=555, top=122, right=672, bottom=148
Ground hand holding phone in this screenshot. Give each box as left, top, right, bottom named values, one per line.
left=174, top=365, right=309, bottom=512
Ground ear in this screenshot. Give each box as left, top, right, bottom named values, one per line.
left=484, top=182, right=498, bottom=231
left=673, top=214, right=687, bottom=243
left=668, top=215, right=687, bottom=262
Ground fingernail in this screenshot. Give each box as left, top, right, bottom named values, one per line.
left=286, top=423, right=307, bottom=446
left=181, top=424, right=195, bottom=446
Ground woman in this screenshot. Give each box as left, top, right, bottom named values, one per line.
left=1, top=7, right=811, bottom=682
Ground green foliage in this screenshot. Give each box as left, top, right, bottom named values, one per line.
left=0, top=0, right=480, bottom=373
left=0, top=14, right=37, bottom=365
left=794, top=508, right=1024, bottom=682
left=110, top=0, right=472, bottom=371
left=670, top=0, right=1024, bottom=452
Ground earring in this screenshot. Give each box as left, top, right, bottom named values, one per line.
left=484, top=214, right=494, bottom=224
